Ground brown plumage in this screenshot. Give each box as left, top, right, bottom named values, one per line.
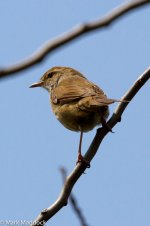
left=30, top=66, right=121, bottom=166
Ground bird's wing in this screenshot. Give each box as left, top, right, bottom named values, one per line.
left=52, top=76, right=110, bottom=104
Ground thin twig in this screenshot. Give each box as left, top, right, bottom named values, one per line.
left=60, top=167, right=89, bottom=226
left=0, top=0, right=149, bottom=79
left=31, top=67, right=150, bottom=226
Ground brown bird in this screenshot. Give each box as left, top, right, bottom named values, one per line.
left=30, top=66, right=121, bottom=166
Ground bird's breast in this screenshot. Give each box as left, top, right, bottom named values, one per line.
left=51, top=100, right=109, bottom=132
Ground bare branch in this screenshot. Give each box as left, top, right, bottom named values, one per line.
left=31, top=67, right=150, bottom=226
left=0, top=0, right=149, bottom=79
left=60, top=167, right=89, bottom=226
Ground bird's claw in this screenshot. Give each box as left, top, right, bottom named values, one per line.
left=76, top=153, right=90, bottom=168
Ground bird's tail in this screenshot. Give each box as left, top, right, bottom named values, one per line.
left=96, top=98, right=129, bottom=106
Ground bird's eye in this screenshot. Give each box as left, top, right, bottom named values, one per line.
left=47, top=72, right=55, bottom=78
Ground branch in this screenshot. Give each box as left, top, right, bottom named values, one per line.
left=60, top=167, right=89, bottom=226
left=0, top=0, right=149, bottom=79
left=31, top=67, right=150, bottom=226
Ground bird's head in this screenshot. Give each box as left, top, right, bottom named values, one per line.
left=30, top=66, right=85, bottom=91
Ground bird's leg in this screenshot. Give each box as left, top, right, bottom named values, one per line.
left=78, top=131, right=83, bottom=158
left=101, top=115, right=114, bottom=133
left=76, top=131, right=90, bottom=168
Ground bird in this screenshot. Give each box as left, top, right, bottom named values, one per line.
left=30, top=66, right=122, bottom=166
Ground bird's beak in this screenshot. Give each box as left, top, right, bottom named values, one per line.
left=29, top=81, right=44, bottom=88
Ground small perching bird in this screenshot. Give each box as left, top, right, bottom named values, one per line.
left=30, top=66, right=123, bottom=166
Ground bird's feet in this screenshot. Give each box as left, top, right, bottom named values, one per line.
left=101, top=116, right=114, bottom=133
left=76, top=153, right=90, bottom=168
left=103, top=123, right=114, bottom=133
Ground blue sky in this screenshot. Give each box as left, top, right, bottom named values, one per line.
left=0, top=1, right=150, bottom=226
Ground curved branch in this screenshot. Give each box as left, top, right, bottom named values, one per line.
left=31, top=67, right=150, bottom=226
left=0, top=0, right=150, bottom=79
left=60, top=167, right=89, bottom=226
